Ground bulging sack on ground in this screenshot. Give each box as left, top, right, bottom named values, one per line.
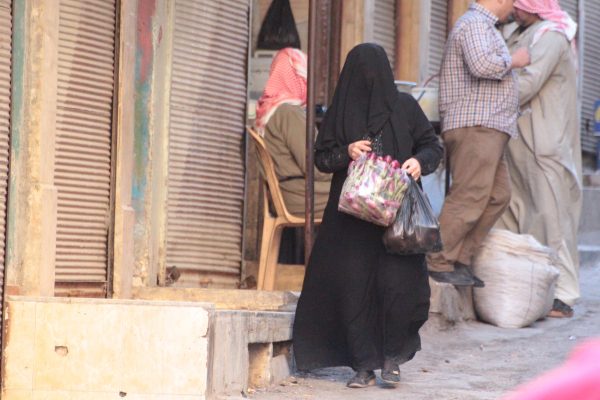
left=472, top=229, right=560, bottom=329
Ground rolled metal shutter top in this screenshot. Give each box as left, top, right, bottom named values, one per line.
left=54, top=0, right=117, bottom=293
left=0, top=0, right=12, bottom=323
left=166, top=0, right=249, bottom=288
left=427, top=0, right=448, bottom=82
left=372, top=0, right=397, bottom=69
left=581, top=0, right=600, bottom=153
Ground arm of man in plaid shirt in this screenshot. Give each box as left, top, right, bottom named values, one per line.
left=459, top=21, right=513, bottom=80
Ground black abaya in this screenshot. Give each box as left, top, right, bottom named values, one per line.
left=292, top=43, right=443, bottom=371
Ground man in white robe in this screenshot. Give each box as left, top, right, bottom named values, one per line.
left=499, top=0, right=582, bottom=318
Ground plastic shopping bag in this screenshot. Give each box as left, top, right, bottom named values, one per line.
left=383, top=177, right=443, bottom=254
left=338, top=153, right=410, bottom=226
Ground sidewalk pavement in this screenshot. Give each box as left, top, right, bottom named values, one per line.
left=222, top=262, right=600, bottom=400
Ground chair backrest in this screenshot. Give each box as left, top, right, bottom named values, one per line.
left=247, top=126, right=296, bottom=220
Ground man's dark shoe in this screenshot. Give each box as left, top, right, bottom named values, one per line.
left=428, top=270, right=475, bottom=286
left=454, top=262, right=485, bottom=288
left=548, top=299, right=574, bottom=318
left=381, top=359, right=401, bottom=385
left=347, top=370, right=376, bottom=388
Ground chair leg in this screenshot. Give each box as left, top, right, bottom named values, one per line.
left=263, top=223, right=285, bottom=291
left=257, top=215, right=277, bottom=290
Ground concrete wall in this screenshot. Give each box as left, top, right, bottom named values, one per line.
left=112, top=0, right=174, bottom=297
left=5, top=0, right=59, bottom=297
left=2, top=297, right=297, bottom=399
left=2, top=297, right=212, bottom=399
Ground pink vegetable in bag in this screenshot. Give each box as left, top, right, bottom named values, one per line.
left=338, top=153, right=409, bottom=226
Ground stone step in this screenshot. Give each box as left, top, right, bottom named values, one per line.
left=579, top=187, right=600, bottom=246
left=583, top=173, right=600, bottom=188
left=208, top=309, right=295, bottom=397
left=132, top=286, right=299, bottom=311
left=429, top=278, right=476, bottom=323
left=579, top=244, right=600, bottom=268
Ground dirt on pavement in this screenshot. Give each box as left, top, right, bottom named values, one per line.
left=222, top=264, right=600, bottom=400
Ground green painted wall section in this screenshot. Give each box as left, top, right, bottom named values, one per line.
left=5, top=0, right=27, bottom=269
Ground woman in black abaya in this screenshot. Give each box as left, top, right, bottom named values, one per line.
left=292, top=43, right=443, bottom=388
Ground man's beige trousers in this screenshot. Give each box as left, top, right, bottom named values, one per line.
left=427, top=126, right=510, bottom=272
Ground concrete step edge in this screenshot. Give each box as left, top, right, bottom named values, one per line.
left=579, top=244, right=600, bottom=250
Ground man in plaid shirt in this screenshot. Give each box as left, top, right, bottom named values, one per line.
left=427, top=0, right=530, bottom=286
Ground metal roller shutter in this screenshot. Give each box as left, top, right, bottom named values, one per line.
left=0, top=0, right=12, bottom=335
left=560, top=0, right=578, bottom=20
left=581, top=0, right=600, bottom=154
left=54, top=0, right=117, bottom=295
left=427, top=0, right=448, bottom=82
left=167, top=0, right=249, bottom=288
left=372, top=0, right=397, bottom=68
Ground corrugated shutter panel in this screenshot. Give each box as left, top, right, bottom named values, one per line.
left=167, top=0, right=249, bottom=288
left=581, top=0, right=600, bottom=153
left=560, top=0, right=578, bottom=20
left=0, top=0, right=12, bottom=328
left=372, top=0, right=396, bottom=69
left=54, top=0, right=117, bottom=293
left=427, top=0, right=448, bottom=81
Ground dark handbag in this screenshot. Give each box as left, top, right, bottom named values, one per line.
left=383, top=177, right=443, bottom=254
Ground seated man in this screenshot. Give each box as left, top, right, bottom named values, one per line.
left=255, top=48, right=331, bottom=218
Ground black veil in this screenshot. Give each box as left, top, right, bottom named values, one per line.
left=318, top=43, right=399, bottom=145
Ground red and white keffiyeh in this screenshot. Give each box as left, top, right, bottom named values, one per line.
left=514, top=0, right=577, bottom=47
left=255, top=48, right=307, bottom=134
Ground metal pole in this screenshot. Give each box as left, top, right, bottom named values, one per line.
left=305, top=0, right=318, bottom=264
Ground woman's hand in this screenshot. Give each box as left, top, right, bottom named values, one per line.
left=348, top=140, right=372, bottom=160
left=402, top=158, right=421, bottom=180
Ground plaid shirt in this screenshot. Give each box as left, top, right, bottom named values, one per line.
left=439, top=3, right=518, bottom=137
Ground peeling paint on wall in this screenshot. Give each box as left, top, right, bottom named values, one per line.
left=6, top=0, right=26, bottom=270
left=132, top=0, right=156, bottom=217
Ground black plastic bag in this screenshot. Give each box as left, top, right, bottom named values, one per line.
left=383, top=177, right=443, bottom=255
left=257, top=0, right=301, bottom=50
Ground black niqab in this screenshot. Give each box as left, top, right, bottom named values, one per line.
left=318, top=43, right=400, bottom=145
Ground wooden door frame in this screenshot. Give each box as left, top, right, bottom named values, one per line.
left=106, top=0, right=122, bottom=298
left=314, top=0, right=343, bottom=106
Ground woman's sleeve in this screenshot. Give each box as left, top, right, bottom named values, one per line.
left=314, top=144, right=351, bottom=173
left=314, top=113, right=351, bottom=173
left=408, top=97, right=443, bottom=176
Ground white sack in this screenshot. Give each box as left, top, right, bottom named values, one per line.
left=472, top=229, right=560, bottom=329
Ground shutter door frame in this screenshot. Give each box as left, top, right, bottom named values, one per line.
left=166, top=0, right=249, bottom=288
left=54, top=0, right=118, bottom=296
left=426, top=0, right=448, bottom=83
left=580, top=0, right=600, bottom=154
left=0, top=0, right=12, bottom=354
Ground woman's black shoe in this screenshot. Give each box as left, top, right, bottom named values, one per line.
left=347, top=370, right=376, bottom=388
left=381, top=360, right=401, bottom=385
